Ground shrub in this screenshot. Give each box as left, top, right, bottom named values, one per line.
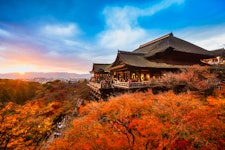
left=158, top=65, right=219, bottom=95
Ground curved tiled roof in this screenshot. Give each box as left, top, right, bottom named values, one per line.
left=134, top=33, right=215, bottom=57
left=90, top=63, right=111, bottom=73
left=210, top=48, right=225, bottom=57
left=109, top=51, right=189, bottom=69
left=94, top=33, right=225, bottom=70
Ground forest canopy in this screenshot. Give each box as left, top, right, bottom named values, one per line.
left=49, top=66, right=225, bottom=149
left=0, top=79, right=89, bottom=149
left=0, top=79, right=41, bottom=104
left=1, top=66, right=225, bottom=149
left=50, top=88, right=225, bottom=149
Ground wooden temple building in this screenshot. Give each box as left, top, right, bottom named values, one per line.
left=88, top=33, right=225, bottom=100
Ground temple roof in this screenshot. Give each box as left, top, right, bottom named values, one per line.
left=210, top=48, right=225, bottom=57
left=134, top=33, right=217, bottom=57
left=109, top=51, right=189, bottom=70
left=92, top=33, right=225, bottom=71
left=90, top=63, right=111, bottom=73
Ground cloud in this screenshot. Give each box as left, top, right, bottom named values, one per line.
left=195, top=33, right=225, bottom=50
left=98, top=28, right=147, bottom=50
left=0, top=42, right=91, bottom=74
left=176, top=23, right=225, bottom=50
left=140, top=0, right=184, bottom=16
left=102, top=6, right=139, bottom=30
left=24, top=23, right=91, bottom=61
left=98, top=0, right=185, bottom=51
left=38, top=23, right=84, bottom=51
left=63, top=39, right=80, bottom=46
left=103, top=0, right=184, bottom=30
left=42, top=23, right=81, bottom=37
left=0, top=46, right=6, bottom=51
left=0, top=28, right=12, bottom=38
left=0, top=22, right=92, bottom=73
left=0, top=0, right=187, bottom=74
left=3, top=0, right=225, bottom=74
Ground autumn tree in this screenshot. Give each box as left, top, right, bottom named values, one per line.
left=0, top=79, right=88, bottom=149
left=156, top=65, right=219, bottom=95
left=49, top=89, right=225, bottom=149
left=0, top=79, right=41, bottom=104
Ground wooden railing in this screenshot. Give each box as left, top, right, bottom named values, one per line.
left=89, top=80, right=159, bottom=89
left=88, top=81, right=111, bottom=89
left=88, top=81, right=102, bottom=89
left=113, top=81, right=153, bottom=89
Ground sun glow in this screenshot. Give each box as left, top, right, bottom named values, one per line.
left=2, top=64, right=37, bottom=74
left=16, top=65, right=36, bottom=75
left=18, top=71, right=24, bottom=75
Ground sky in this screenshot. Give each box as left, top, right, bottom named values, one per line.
left=0, top=0, right=225, bottom=74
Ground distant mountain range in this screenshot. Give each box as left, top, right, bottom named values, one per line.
left=0, top=72, right=91, bottom=79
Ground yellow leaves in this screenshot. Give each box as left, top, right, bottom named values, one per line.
left=0, top=79, right=89, bottom=149
left=0, top=98, right=70, bottom=148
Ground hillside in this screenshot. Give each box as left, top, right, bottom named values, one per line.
left=1, top=66, right=225, bottom=149
left=49, top=88, right=225, bottom=149
left=0, top=79, right=41, bottom=104
left=48, top=66, right=225, bottom=149
left=0, top=79, right=90, bottom=149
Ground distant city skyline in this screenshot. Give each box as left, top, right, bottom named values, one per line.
left=0, top=0, right=225, bottom=73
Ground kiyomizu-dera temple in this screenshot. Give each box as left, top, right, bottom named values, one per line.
left=88, top=33, right=225, bottom=100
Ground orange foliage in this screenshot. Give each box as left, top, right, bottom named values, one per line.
left=0, top=80, right=88, bottom=149
left=49, top=89, right=225, bottom=149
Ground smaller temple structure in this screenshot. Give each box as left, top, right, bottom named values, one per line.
left=88, top=63, right=112, bottom=100
left=88, top=33, right=225, bottom=100
left=90, top=63, right=111, bottom=85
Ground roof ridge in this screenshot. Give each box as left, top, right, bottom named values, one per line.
left=93, top=63, right=111, bottom=65
left=118, top=50, right=145, bottom=55
left=139, top=32, right=173, bottom=48
left=171, top=36, right=207, bottom=51
left=211, top=48, right=225, bottom=51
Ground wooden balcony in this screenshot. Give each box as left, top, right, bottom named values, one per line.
left=88, top=80, right=159, bottom=90
left=88, top=81, right=101, bottom=89
left=113, top=81, right=153, bottom=89
left=88, top=81, right=112, bottom=90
